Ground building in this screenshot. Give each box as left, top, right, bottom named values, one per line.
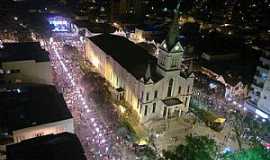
left=247, top=49, right=270, bottom=118
left=130, top=25, right=164, bottom=43
left=0, top=83, right=74, bottom=144
left=6, top=132, right=86, bottom=160
left=85, top=32, right=194, bottom=123
left=0, top=42, right=53, bottom=85
left=75, top=20, right=117, bottom=37
left=86, top=2, right=193, bottom=123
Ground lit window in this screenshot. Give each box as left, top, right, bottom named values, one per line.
left=163, top=43, right=167, bottom=49
left=35, top=132, right=44, bottom=137
left=174, top=45, right=179, bottom=51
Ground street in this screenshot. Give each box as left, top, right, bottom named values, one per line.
left=48, top=36, right=136, bottom=160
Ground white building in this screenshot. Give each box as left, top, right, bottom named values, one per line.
left=0, top=83, right=74, bottom=144
left=247, top=50, right=270, bottom=118
left=85, top=33, right=194, bottom=123
left=0, top=42, right=53, bottom=85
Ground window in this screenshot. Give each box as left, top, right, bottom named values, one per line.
left=146, top=92, right=149, bottom=101
left=178, top=86, right=181, bottom=94
left=137, top=99, right=140, bottom=108
left=152, top=103, right=156, bottom=113
left=171, top=58, right=178, bottom=67
left=154, top=90, right=158, bottom=98
left=264, top=96, right=267, bottom=99
left=167, top=79, right=173, bottom=97
left=160, top=56, right=165, bottom=65
left=185, top=97, right=188, bottom=106
left=187, top=86, right=190, bottom=94
left=35, top=132, right=44, bottom=137
left=140, top=104, right=142, bottom=113
left=144, top=105, right=148, bottom=116
left=56, top=127, right=64, bottom=133
left=141, top=91, right=144, bottom=100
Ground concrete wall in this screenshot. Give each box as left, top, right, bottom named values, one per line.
left=2, top=60, right=53, bottom=85
left=12, top=118, right=74, bottom=143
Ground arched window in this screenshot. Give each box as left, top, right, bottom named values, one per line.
left=167, top=79, right=173, bottom=97
left=152, top=103, right=156, bottom=113
left=154, top=90, right=158, bottom=98
left=144, top=105, right=148, bottom=116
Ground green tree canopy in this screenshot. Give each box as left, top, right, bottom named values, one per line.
left=162, top=135, right=218, bottom=160
left=222, top=145, right=270, bottom=160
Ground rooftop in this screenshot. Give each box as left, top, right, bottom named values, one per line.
left=7, top=132, right=86, bottom=160
left=0, top=83, right=72, bottom=132
left=0, top=42, right=49, bottom=62
left=198, top=47, right=260, bottom=85
left=75, top=21, right=116, bottom=33
left=89, top=34, right=163, bottom=82
left=137, top=42, right=157, bottom=56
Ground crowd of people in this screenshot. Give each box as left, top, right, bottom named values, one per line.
left=48, top=37, right=135, bottom=160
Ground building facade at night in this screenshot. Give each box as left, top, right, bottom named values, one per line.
left=0, top=83, right=74, bottom=144
left=0, top=42, right=53, bottom=85
left=85, top=34, right=194, bottom=123
left=247, top=50, right=270, bottom=117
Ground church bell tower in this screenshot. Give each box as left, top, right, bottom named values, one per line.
left=157, top=1, right=184, bottom=76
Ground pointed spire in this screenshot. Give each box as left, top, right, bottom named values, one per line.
left=145, top=63, right=151, bottom=81
left=166, top=0, right=181, bottom=51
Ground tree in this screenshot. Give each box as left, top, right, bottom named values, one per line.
left=228, top=110, right=270, bottom=150
left=222, top=145, right=270, bottom=160
left=162, top=135, right=218, bottom=160
left=229, top=111, right=245, bottom=150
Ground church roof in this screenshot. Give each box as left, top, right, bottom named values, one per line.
left=89, top=34, right=163, bottom=82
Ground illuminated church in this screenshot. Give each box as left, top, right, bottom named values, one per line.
left=85, top=4, right=194, bottom=123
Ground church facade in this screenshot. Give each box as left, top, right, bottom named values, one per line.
left=85, top=33, right=194, bottom=123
